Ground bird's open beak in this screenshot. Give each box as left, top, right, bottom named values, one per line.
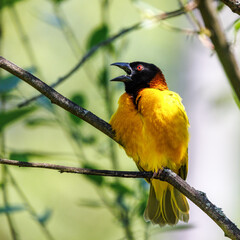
left=110, top=62, right=133, bottom=83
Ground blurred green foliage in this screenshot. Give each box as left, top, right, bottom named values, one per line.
left=87, top=24, right=109, bottom=50
left=0, top=0, right=24, bottom=10
left=0, top=0, right=152, bottom=239
left=0, top=0, right=239, bottom=240
left=0, top=107, right=35, bottom=132
left=68, top=93, right=86, bottom=124
left=0, top=204, right=25, bottom=214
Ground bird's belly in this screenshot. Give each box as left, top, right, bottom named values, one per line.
left=112, top=112, right=187, bottom=173
left=136, top=125, right=186, bottom=172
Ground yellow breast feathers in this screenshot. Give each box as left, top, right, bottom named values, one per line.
left=110, top=88, right=189, bottom=173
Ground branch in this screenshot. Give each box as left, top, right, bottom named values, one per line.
left=17, top=0, right=197, bottom=108
left=198, top=0, right=240, bottom=102
left=0, top=2, right=239, bottom=239
left=0, top=57, right=240, bottom=238
left=0, top=56, right=115, bottom=141
left=17, top=23, right=139, bottom=108
left=0, top=158, right=240, bottom=240
left=221, top=0, right=240, bottom=15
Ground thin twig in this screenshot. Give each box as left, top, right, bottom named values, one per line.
left=0, top=56, right=115, bottom=140
left=17, top=1, right=197, bottom=108
left=9, top=5, right=44, bottom=81
left=198, top=0, right=240, bottom=102
left=52, top=4, right=82, bottom=58
left=0, top=96, right=19, bottom=240
left=2, top=166, right=19, bottom=240
left=0, top=158, right=240, bottom=240
left=17, top=23, right=139, bottom=108
left=7, top=169, right=55, bottom=240
left=51, top=3, right=101, bottom=98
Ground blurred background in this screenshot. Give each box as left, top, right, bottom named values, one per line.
left=0, top=0, right=239, bottom=239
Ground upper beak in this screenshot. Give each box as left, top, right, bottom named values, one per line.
left=110, top=62, right=133, bottom=83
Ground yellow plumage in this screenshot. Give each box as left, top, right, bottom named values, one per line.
left=110, top=88, right=190, bottom=225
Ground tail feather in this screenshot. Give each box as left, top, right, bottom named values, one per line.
left=144, top=180, right=189, bottom=226
left=144, top=184, right=166, bottom=226
left=163, top=188, right=178, bottom=225
left=143, top=185, right=159, bottom=220
left=173, top=188, right=189, bottom=213
left=153, top=212, right=166, bottom=226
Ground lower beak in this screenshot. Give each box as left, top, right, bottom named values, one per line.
left=110, top=75, right=132, bottom=83
left=110, top=62, right=133, bottom=83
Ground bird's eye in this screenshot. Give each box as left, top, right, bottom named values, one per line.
left=136, top=65, right=143, bottom=71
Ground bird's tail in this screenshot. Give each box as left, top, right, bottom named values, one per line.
left=144, top=179, right=189, bottom=226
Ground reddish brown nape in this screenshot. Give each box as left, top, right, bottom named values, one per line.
left=149, top=72, right=168, bottom=91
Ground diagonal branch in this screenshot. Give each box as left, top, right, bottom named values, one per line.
left=0, top=57, right=240, bottom=239
left=17, top=0, right=198, bottom=108
left=0, top=56, right=115, bottom=140
left=0, top=158, right=240, bottom=240
left=221, top=0, right=240, bottom=15
left=198, top=0, right=240, bottom=102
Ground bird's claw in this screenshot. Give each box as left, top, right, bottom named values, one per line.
left=152, top=168, right=163, bottom=179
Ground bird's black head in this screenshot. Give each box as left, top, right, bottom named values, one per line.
left=110, top=61, right=164, bottom=96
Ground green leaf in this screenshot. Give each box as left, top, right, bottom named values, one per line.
left=10, top=153, right=29, bottom=162
left=234, top=19, right=240, bottom=33
left=0, top=205, right=25, bottom=214
left=87, top=24, right=109, bottom=50
left=82, top=163, right=105, bottom=186
left=81, top=135, right=96, bottom=144
left=0, top=75, right=21, bottom=93
left=107, top=181, right=134, bottom=196
left=71, top=93, right=86, bottom=106
left=25, top=117, right=57, bottom=127
left=233, top=92, right=240, bottom=109
left=136, top=197, right=148, bottom=217
left=40, top=13, right=63, bottom=29
left=78, top=199, right=102, bottom=208
left=217, top=2, right=225, bottom=12
left=50, top=0, right=68, bottom=4
left=37, top=97, right=54, bottom=112
left=1, top=93, right=23, bottom=101
left=0, top=0, right=25, bottom=10
left=98, top=67, right=109, bottom=88
left=70, top=130, right=96, bottom=144
left=116, top=194, right=129, bottom=212
left=0, top=66, right=36, bottom=93
left=68, top=93, right=86, bottom=124
left=84, top=174, right=105, bottom=186
left=70, top=131, right=82, bottom=141
left=0, top=107, right=36, bottom=132
left=9, top=151, right=56, bottom=162
left=37, top=209, right=52, bottom=224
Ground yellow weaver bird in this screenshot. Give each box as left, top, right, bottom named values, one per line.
left=109, top=61, right=190, bottom=226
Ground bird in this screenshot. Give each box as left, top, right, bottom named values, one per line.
left=109, top=61, right=190, bottom=226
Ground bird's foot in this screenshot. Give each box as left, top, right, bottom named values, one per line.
left=152, top=168, right=163, bottom=179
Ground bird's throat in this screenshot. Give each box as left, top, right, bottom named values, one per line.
left=127, top=72, right=168, bottom=109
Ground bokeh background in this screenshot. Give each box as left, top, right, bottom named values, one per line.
left=0, top=0, right=239, bottom=240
